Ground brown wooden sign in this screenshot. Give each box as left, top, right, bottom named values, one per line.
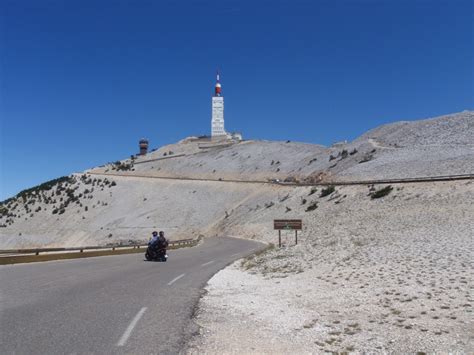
left=274, top=219, right=302, bottom=230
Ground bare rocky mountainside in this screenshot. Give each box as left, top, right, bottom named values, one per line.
left=1, top=110, right=472, bottom=248
left=1, top=111, right=473, bottom=352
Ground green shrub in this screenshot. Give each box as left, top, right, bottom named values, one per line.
left=320, top=185, right=335, bottom=197
left=305, top=201, right=318, bottom=212
left=308, top=187, right=318, bottom=196
left=0, top=206, right=8, bottom=217
left=5, top=176, right=73, bottom=204
left=370, top=185, right=393, bottom=199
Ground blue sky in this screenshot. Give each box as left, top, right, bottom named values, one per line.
left=1, top=0, right=473, bottom=200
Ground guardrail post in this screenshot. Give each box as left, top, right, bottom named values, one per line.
left=278, top=230, right=281, bottom=248
left=112, top=247, right=115, bottom=251
left=80, top=249, right=83, bottom=253
left=36, top=251, right=39, bottom=256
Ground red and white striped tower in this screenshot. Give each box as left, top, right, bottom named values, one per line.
left=215, top=71, right=222, bottom=96
left=211, top=70, right=225, bottom=137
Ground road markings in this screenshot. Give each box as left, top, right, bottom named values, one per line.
left=117, top=307, right=147, bottom=347
left=201, top=260, right=215, bottom=267
left=230, top=253, right=241, bottom=257
left=167, top=273, right=185, bottom=286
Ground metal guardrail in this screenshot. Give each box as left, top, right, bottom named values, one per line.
left=0, top=238, right=197, bottom=256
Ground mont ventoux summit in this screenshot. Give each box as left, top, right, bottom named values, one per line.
left=1, top=71, right=473, bottom=353
left=0, top=72, right=472, bottom=249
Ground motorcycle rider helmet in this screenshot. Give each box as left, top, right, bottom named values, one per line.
left=159, top=231, right=164, bottom=236
left=152, top=231, right=158, bottom=236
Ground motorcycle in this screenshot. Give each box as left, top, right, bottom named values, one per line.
left=145, top=243, right=168, bottom=262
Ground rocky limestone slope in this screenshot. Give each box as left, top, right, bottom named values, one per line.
left=0, top=110, right=472, bottom=249
left=91, top=110, right=474, bottom=182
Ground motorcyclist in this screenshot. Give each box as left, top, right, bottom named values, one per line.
left=149, top=231, right=159, bottom=246
left=149, top=231, right=168, bottom=256
left=145, top=231, right=168, bottom=261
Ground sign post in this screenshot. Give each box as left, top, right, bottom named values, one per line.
left=274, top=219, right=302, bottom=247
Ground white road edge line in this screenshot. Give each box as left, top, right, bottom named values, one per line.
left=117, top=307, right=147, bottom=347
left=230, top=253, right=241, bottom=257
left=201, top=260, right=215, bottom=267
left=167, top=273, right=185, bottom=286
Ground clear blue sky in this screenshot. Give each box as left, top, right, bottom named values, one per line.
left=1, top=0, right=473, bottom=200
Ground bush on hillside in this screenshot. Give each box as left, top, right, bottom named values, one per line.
left=114, top=162, right=132, bottom=171
left=320, top=185, right=335, bottom=197
left=2, top=176, right=74, bottom=205
left=370, top=185, right=393, bottom=199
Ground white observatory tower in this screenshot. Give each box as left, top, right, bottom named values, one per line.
left=211, top=71, right=226, bottom=137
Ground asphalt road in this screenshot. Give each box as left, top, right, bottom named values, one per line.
left=0, top=237, right=263, bottom=354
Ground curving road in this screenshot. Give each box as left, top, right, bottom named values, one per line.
left=88, top=171, right=474, bottom=187
left=0, top=237, right=263, bottom=354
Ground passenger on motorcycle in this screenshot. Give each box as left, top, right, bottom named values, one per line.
left=157, top=231, right=169, bottom=249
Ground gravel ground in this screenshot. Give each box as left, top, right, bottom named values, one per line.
left=186, top=181, right=474, bottom=354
